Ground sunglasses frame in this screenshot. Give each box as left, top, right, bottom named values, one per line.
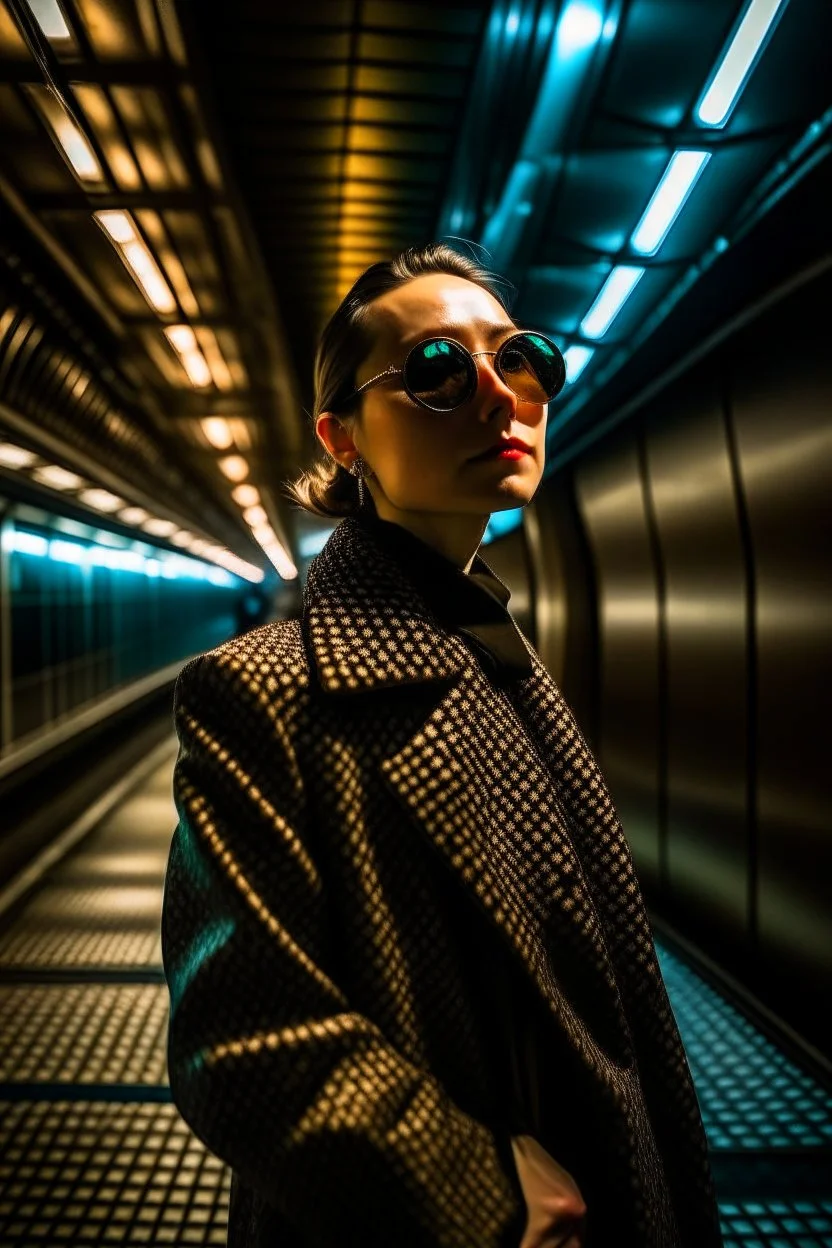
left=339, top=330, right=566, bottom=413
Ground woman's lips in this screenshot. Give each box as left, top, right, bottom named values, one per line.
left=473, top=445, right=532, bottom=460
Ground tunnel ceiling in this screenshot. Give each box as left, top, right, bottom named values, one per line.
left=0, top=0, right=829, bottom=581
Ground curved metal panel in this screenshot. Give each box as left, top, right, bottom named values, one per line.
left=644, top=368, right=749, bottom=945
left=573, top=435, right=662, bottom=892
left=729, top=273, right=832, bottom=1045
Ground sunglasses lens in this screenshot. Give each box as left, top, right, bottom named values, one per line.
left=499, top=333, right=566, bottom=403
left=404, top=338, right=476, bottom=410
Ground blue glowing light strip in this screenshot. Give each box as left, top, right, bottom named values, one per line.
left=580, top=266, right=645, bottom=339
left=4, top=529, right=235, bottom=585
left=696, top=0, right=789, bottom=128
left=630, top=151, right=711, bottom=256
left=563, top=345, right=595, bottom=383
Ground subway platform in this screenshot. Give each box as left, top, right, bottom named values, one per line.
left=0, top=743, right=830, bottom=1247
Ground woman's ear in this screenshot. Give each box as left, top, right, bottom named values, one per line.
left=315, top=412, right=357, bottom=466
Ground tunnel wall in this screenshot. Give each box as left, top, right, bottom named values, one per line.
left=0, top=497, right=242, bottom=760
left=533, top=264, right=831, bottom=1056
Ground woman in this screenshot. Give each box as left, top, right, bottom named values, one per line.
left=161, top=244, right=723, bottom=1248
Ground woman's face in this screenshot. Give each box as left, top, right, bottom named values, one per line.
left=321, top=273, right=548, bottom=521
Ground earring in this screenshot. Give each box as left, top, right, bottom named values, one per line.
left=349, top=456, right=371, bottom=508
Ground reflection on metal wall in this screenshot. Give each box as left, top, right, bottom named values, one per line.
left=644, top=368, right=749, bottom=950
left=538, top=265, right=831, bottom=1054
left=729, top=277, right=832, bottom=1021
left=573, top=440, right=663, bottom=895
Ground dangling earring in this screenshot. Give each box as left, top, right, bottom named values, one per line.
left=349, top=456, right=371, bottom=508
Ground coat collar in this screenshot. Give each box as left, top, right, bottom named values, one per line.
left=303, top=514, right=533, bottom=696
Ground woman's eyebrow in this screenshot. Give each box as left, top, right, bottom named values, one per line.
left=404, top=320, right=519, bottom=347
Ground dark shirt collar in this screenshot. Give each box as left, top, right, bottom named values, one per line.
left=354, top=511, right=533, bottom=682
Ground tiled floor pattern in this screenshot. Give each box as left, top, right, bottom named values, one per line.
left=0, top=745, right=829, bottom=1244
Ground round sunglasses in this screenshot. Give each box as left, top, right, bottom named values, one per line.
left=339, top=331, right=566, bottom=413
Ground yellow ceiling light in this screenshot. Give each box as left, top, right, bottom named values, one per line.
left=231, top=483, right=260, bottom=507
left=169, top=531, right=196, bottom=547
left=117, top=506, right=150, bottom=525
left=164, top=325, right=212, bottom=387
left=31, top=464, right=85, bottom=490
left=26, top=85, right=103, bottom=185
left=243, top=505, right=268, bottom=527
left=77, top=487, right=125, bottom=513
left=201, top=417, right=234, bottom=449
left=218, top=455, right=248, bottom=482
left=142, top=518, right=178, bottom=537
left=0, top=443, right=37, bottom=469
left=25, top=0, right=71, bottom=40
left=195, top=327, right=234, bottom=391
left=95, top=210, right=177, bottom=314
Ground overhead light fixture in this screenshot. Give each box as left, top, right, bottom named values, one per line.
left=25, top=0, right=71, bottom=40
left=580, top=266, right=645, bottom=339
left=231, top=484, right=260, bottom=507
left=562, top=345, right=595, bottom=383
left=195, top=329, right=234, bottom=391
left=77, top=487, right=125, bottom=513
left=169, top=531, right=196, bottom=547
left=27, top=86, right=103, bottom=184
left=218, top=455, right=249, bottom=482
left=243, top=505, right=268, bottom=528
left=164, top=325, right=212, bottom=388
left=117, top=506, right=150, bottom=525
left=695, top=0, right=788, bottom=128
left=95, top=211, right=177, bottom=314
left=31, top=464, right=85, bottom=490
left=0, top=442, right=37, bottom=469
left=630, top=151, right=711, bottom=256
left=201, top=417, right=234, bottom=450
left=142, top=518, right=178, bottom=537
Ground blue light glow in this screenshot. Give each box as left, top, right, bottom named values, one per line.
left=563, top=345, right=595, bottom=382
left=519, top=0, right=604, bottom=158
left=630, top=151, right=711, bottom=256
left=556, top=1, right=603, bottom=54
left=695, top=0, right=789, bottom=128
left=505, top=6, right=520, bottom=37
left=580, top=266, right=645, bottom=339
left=7, top=528, right=236, bottom=585
left=483, top=508, right=524, bottom=542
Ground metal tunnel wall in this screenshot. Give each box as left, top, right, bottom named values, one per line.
left=532, top=264, right=832, bottom=1057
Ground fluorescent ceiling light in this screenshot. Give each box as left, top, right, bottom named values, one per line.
left=32, top=464, right=85, bottom=490
left=243, top=505, right=268, bottom=528
left=164, top=325, right=212, bottom=388
left=231, top=484, right=260, bottom=507
left=696, top=0, right=788, bottom=127
left=563, top=345, right=595, bottom=383
left=201, top=417, right=234, bottom=449
left=580, top=266, right=645, bottom=339
left=142, top=518, right=178, bottom=537
left=557, top=1, right=604, bottom=54
left=95, top=211, right=176, bottom=314
left=26, top=0, right=70, bottom=39
left=0, top=442, right=37, bottom=469
left=630, top=151, right=711, bottom=256
left=77, top=488, right=125, bottom=513
left=29, top=87, right=102, bottom=183
left=117, top=506, right=150, bottom=525
left=218, top=455, right=249, bottom=482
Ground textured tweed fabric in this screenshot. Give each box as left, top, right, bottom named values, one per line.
left=161, top=515, right=724, bottom=1248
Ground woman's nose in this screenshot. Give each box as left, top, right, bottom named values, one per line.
left=473, top=355, right=517, bottom=414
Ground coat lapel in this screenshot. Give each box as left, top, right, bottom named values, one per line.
left=303, top=517, right=634, bottom=1065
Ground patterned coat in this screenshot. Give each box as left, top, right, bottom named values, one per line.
left=161, top=515, right=723, bottom=1248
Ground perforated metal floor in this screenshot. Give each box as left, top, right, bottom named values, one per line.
left=0, top=743, right=829, bottom=1247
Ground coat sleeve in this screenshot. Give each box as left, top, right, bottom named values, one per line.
left=161, top=650, right=527, bottom=1248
